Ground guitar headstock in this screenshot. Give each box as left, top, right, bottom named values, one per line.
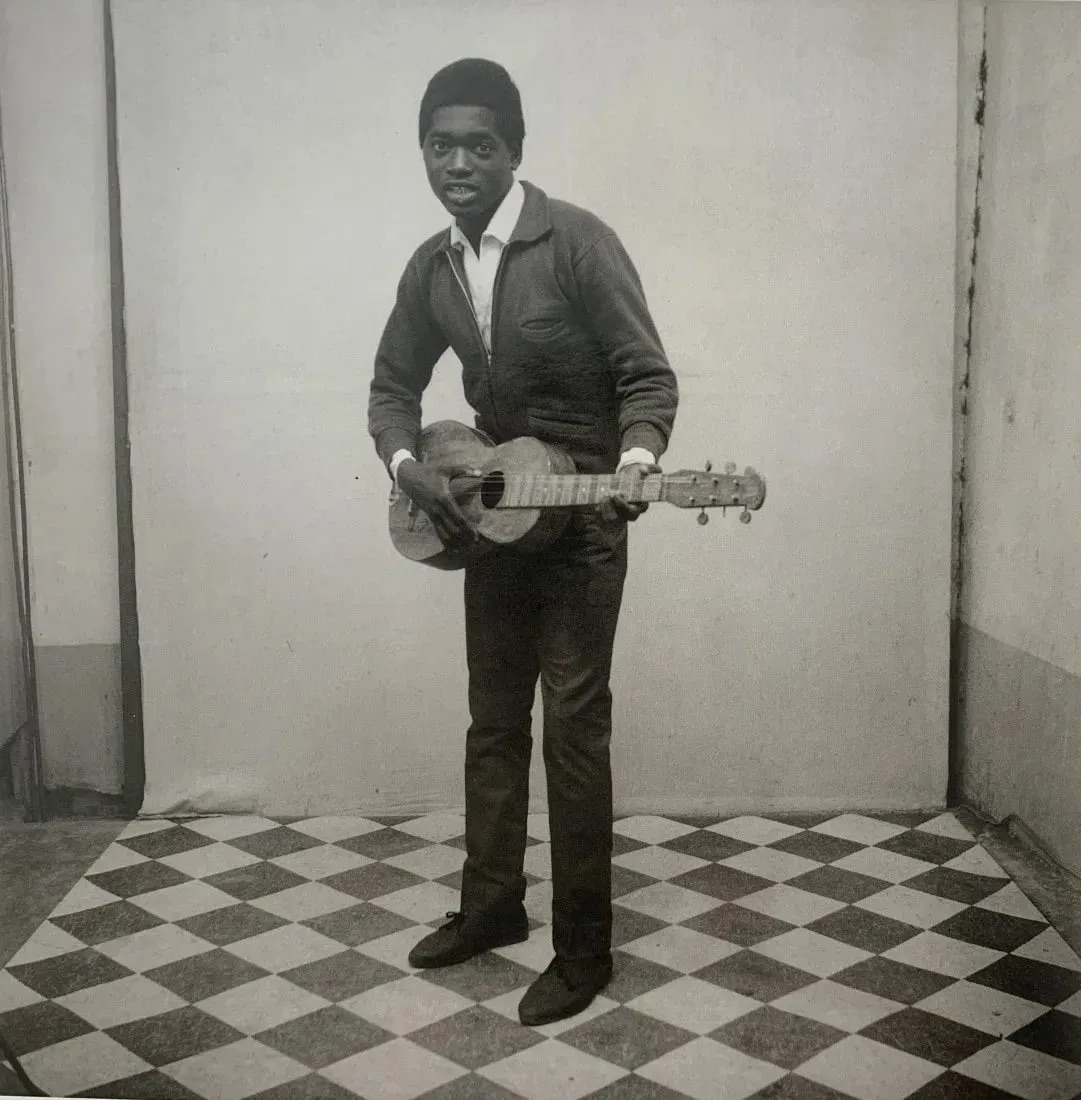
left=661, top=465, right=766, bottom=521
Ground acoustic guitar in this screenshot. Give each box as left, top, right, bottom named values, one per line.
left=388, top=420, right=766, bottom=570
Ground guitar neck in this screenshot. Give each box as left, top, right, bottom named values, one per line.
left=496, top=473, right=664, bottom=510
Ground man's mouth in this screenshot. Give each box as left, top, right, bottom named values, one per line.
left=444, top=183, right=479, bottom=202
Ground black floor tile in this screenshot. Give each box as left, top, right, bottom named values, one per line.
left=256, top=1005, right=394, bottom=1069
left=8, top=947, right=131, bottom=999
left=695, top=950, right=818, bottom=1001
left=561, top=1005, right=696, bottom=1070
left=280, top=949, right=406, bottom=1001
left=806, top=905, right=920, bottom=954
left=1007, top=1008, right=1081, bottom=1065
left=831, top=955, right=954, bottom=1005
left=860, top=1006, right=996, bottom=1065
left=146, top=947, right=270, bottom=1001
left=712, top=1005, right=847, bottom=1069
left=409, top=1004, right=544, bottom=1070
left=106, top=1005, right=244, bottom=1066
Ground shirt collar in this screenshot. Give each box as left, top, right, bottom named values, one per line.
left=449, top=179, right=525, bottom=253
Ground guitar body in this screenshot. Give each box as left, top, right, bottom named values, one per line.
left=388, top=420, right=576, bottom=570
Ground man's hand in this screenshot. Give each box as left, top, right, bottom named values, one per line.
left=397, top=460, right=478, bottom=550
left=603, top=462, right=662, bottom=523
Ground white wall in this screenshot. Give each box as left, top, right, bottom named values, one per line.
left=0, top=0, right=122, bottom=793
left=955, top=0, right=1081, bottom=871
left=114, top=0, right=957, bottom=817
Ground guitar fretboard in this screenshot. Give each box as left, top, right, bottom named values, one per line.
left=497, top=473, right=664, bottom=509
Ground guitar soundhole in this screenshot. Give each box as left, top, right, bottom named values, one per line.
left=480, top=471, right=506, bottom=509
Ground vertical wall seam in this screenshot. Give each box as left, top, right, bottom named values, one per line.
left=949, top=2, right=989, bottom=803
left=103, top=0, right=144, bottom=816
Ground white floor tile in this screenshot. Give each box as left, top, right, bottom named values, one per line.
left=613, top=845, right=709, bottom=880
left=323, top=1037, right=466, bottom=1099
left=6, top=922, right=86, bottom=966
left=637, top=1036, right=786, bottom=1100
left=1012, top=926, right=1081, bottom=971
left=627, top=975, right=760, bottom=1034
left=198, top=974, right=331, bottom=1033
left=954, top=1040, right=1081, bottom=1100
left=735, top=884, right=846, bottom=926
left=771, top=979, right=903, bottom=1032
left=616, top=882, right=723, bottom=923
left=0, top=970, right=43, bottom=1013
left=915, top=979, right=1050, bottom=1037
left=382, top=844, right=465, bottom=881
left=56, top=974, right=187, bottom=1029
left=942, top=844, right=1010, bottom=879
left=248, top=882, right=360, bottom=922
left=719, top=848, right=823, bottom=883
left=1058, top=988, right=1081, bottom=1017
left=288, top=815, right=386, bottom=842
left=480, top=1037, right=628, bottom=1100
left=831, top=847, right=936, bottom=884
left=269, top=844, right=373, bottom=880
left=20, top=1031, right=152, bottom=1098
left=86, top=843, right=149, bottom=875
left=855, top=884, right=968, bottom=929
left=706, top=816, right=803, bottom=846
left=811, top=814, right=908, bottom=846
left=883, top=931, right=1005, bottom=979
left=799, top=1034, right=941, bottom=1100
left=157, top=842, right=261, bottom=879
left=163, top=1037, right=308, bottom=1100
left=915, top=813, right=974, bottom=841
left=751, top=928, right=872, bottom=978
left=525, top=879, right=555, bottom=924
left=222, top=923, right=344, bottom=972
left=50, top=879, right=121, bottom=918
left=342, top=976, right=473, bottom=1034
left=976, top=882, right=1049, bottom=922
left=179, top=816, right=281, bottom=841
left=524, top=842, right=553, bottom=880
left=392, top=813, right=466, bottom=842
left=369, top=881, right=461, bottom=924
left=621, top=925, right=741, bottom=973
left=354, top=925, right=432, bottom=970
left=128, top=880, right=239, bottom=922
left=613, top=815, right=698, bottom=844
left=95, top=924, right=215, bottom=972
left=492, top=926, right=554, bottom=972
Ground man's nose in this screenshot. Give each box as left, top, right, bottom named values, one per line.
left=447, top=148, right=471, bottom=175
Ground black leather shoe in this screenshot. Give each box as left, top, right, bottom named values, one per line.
left=518, top=953, right=613, bottom=1026
left=407, top=909, right=529, bottom=969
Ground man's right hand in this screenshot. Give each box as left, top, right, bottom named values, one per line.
left=396, top=460, right=477, bottom=550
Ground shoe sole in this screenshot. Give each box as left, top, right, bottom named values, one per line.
left=408, top=925, right=530, bottom=969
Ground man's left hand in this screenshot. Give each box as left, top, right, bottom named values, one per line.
left=604, top=462, right=662, bottom=522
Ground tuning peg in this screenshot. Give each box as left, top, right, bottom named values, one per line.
left=704, top=460, right=712, bottom=472
left=697, top=509, right=709, bottom=525
left=725, top=462, right=736, bottom=475
left=740, top=508, right=752, bottom=524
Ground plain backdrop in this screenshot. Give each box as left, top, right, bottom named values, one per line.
left=111, top=0, right=957, bottom=817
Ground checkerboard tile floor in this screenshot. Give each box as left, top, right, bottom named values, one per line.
left=2, top=810, right=1081, bottom=1100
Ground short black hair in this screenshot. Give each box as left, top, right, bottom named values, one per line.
left=418, top=58, right=525, bottom=157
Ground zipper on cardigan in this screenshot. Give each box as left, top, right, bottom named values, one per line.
left=446, top=246, right=508, bottom=438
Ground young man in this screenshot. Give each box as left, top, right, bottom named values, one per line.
left=368, top=59, right=677, bottom=1025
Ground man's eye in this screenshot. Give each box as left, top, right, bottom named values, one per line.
left=475, top=143, right=494, bottom=155
left=431, top=141, right=448, bottom=154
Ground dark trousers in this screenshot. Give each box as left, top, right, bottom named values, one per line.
left=460, top=512, right=628, bottom=960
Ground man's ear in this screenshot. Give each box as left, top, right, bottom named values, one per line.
left=511, top=148, right=522, bottom=171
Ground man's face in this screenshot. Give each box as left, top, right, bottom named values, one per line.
left=422, top=105, right=520, bottom=226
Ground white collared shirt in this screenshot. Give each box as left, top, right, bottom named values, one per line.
left=449, top=178, right=525, bottom=356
